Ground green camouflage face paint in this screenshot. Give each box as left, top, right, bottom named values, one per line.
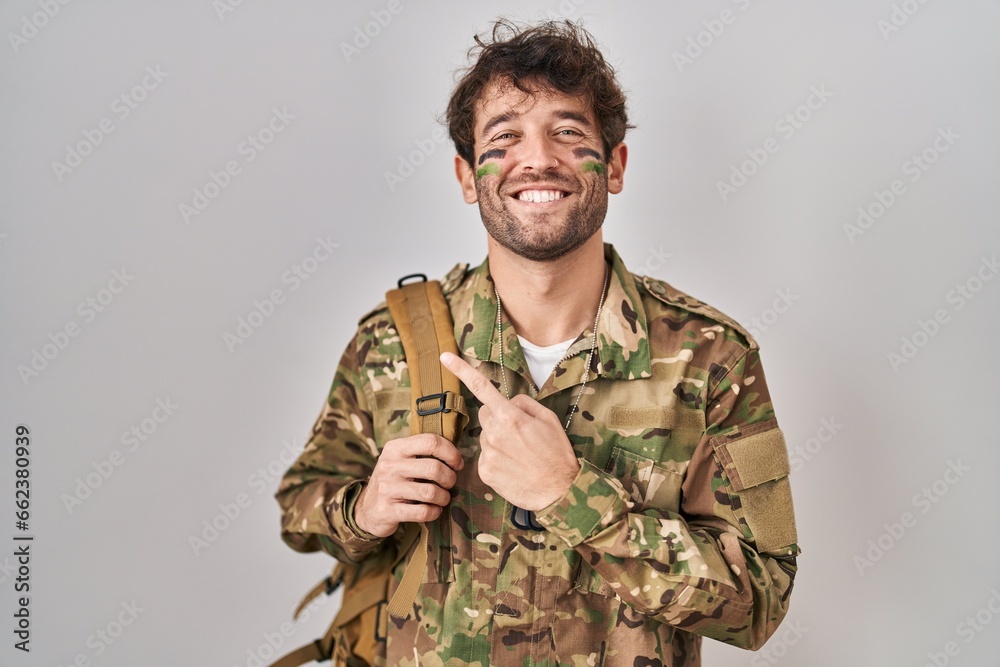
left=573, top=148, right=606, bottom=175
left=476, top=163, right=501, bottom=179
left=475, top=149, right=506, bottom=179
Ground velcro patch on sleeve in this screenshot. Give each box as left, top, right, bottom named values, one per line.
left=712, top=423, right=797, bottom=552
left=715, top=426, right=789, bottom=491
left=738, top=476, right=797, bottom=552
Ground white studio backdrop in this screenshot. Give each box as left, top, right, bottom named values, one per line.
left=2, top=1, right=999, bottom=665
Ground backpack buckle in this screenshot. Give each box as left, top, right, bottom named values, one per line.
left=415, top=392, right=450, bottom=416
left=397, top=273, right=428, bottom=288
left=374, top=600, right=388, bottom=642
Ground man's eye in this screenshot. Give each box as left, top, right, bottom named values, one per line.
left=495, top=132, right=516, bottom=140
left=558, top=129, right=582, bottom=136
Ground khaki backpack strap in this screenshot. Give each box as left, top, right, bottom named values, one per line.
left=272, top=542, right=409, bottom=667
left=383, top=276, right=464, bottom=621
left=273, top=564, right=348, bottom=666
left=384, top=277, right=466, bottom=440
left=332, top=560, right=391, bottom=628
left=292, top=564, right=344, bottom=621
left=266, top=640, right=325, bottom=667
left=270, top=275, right=465, bottom=667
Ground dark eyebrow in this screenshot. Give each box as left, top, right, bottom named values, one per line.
left=481, top=111, right=517, bottom=138
left=480, top=109, right=593, bottom=138
left=554, top=110, right=593, bottom=127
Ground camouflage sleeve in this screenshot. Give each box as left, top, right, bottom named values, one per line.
left=274, top=330, right=388, bottom=564
left=534, top=346, right=799, bottom=649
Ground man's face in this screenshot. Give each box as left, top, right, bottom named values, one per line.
left=455, top=79, right=627, bottom=262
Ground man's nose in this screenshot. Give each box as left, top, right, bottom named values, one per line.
left=518, top=133, right=561, bottom=171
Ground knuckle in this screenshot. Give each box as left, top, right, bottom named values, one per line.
left=379, top=460, right=397, bottom=480
left=387, top=436, right=409, bottom=452
left=431, top=461, right=451, bottom=485
left=420, top=504, right=442, bottom=521
left=495, top=416, right=516, bottom=434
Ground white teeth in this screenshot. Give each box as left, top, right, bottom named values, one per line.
left=517, top=189, right=566, bottom=203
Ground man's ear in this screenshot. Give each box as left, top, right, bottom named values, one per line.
left=455, top=154, right=478, bottom=204
left=606, top=142, right=627, bottom=195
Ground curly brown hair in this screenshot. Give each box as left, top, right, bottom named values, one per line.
left=445, top=19, right=633, bottom=169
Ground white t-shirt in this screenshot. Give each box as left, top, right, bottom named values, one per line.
left=517, top=335, right=576, bottom=389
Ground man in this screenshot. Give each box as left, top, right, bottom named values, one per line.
left=276, top=19, right=799, bottom=666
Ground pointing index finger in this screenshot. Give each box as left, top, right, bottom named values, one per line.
left=440, top=352, right=507, bottom=412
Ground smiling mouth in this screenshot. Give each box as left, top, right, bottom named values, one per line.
left=511, top=189, right=571, bottom=204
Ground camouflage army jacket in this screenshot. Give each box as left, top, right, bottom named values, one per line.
left=276, top=242, right=800, bottom=666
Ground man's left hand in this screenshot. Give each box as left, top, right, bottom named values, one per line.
left=440, top=351, right=581, bottom=511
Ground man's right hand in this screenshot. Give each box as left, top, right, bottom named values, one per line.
left=354, top=433, right=465, bottom=538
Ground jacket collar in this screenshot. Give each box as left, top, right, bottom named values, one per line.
left=450, top=242, right=652, bottom=399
